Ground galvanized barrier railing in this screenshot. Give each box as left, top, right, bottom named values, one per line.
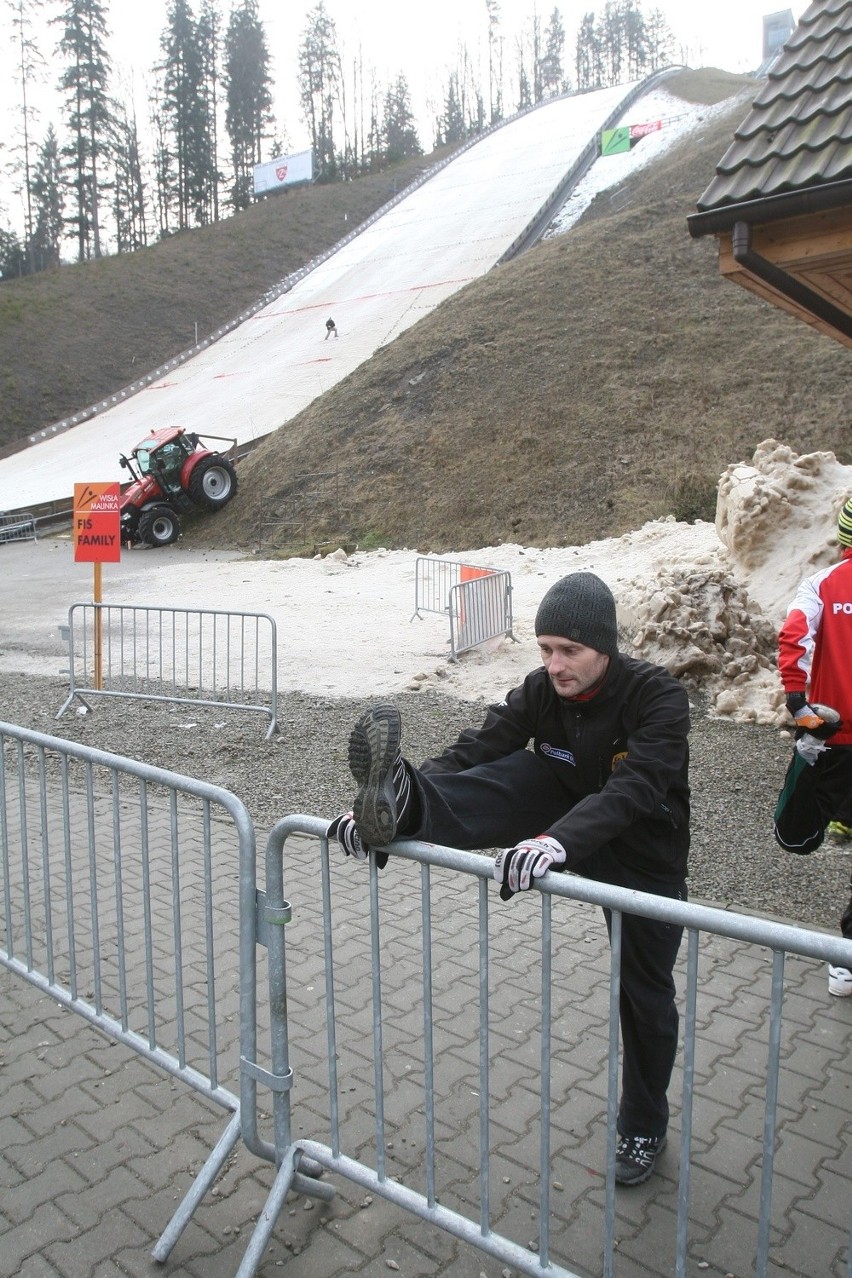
left=5, top=730, right=852, bottom=1276
left=448, top=568, right=515, bottom=659
left=56, top=602, right=279, bottom=737
left=0, top=722, right=256, bottom=1258
left=412, top=556, right=515, bottom=659
left=0, top=724, right=331, bottom=1270
left=237, top=816, right=852, bottom=1278
left=0, top=510, right=37, bottom=543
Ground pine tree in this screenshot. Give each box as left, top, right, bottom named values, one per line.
left=54, top=0, right=114, bottom=261
left=540, top=8, right=567, bottom=98
left=0, top=228, right=27, bottom=280
left=198, top=0, right=222, bottom=222
left=621, top=0, right=649, bottom=79
left=382, top=74, right=421, bottom=164
left=436, top=72, right=466, bottom=147
left=645, top=8, right=674, bottom=71
left=159, top=0, right=215, bottom=229
left=225, top=0, right=274, bottom=209
left=29, top=125, right=65, bottom=270
left=297, top=1, right=342, bottom=182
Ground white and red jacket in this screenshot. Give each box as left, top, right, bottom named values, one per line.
left=778, top=547, right=852, bottom=746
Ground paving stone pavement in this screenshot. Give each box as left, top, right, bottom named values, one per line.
left=2, top=778, right=852, bottom=1278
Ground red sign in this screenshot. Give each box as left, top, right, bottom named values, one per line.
left=275, top=164, right=288, bottom=181
left=73, top=482, right=121, bottom=563
left=629, top=120, right=662, bottom=139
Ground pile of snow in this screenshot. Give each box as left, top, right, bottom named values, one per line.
left=715, top=438, right=852, bottom=621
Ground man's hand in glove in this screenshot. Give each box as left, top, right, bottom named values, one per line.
left=493, top=835, right=567, bottom=901
left=327, top=813, right=389, bottom=869
left=785, top=693, right=842, bottom=739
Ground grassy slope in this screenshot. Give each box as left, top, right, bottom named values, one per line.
left=0, top=151, right=450, bottom=445
left=216, top=71, right=850, bottom=552
left=2, top=70, right=848, bottom=550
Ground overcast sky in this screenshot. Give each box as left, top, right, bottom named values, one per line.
left=1, top=0, right=805, bottom=227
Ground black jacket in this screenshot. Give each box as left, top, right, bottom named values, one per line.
left=421, top=654, right=690, bottom=881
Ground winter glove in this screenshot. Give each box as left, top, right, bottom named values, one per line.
left=327, top=813, right=389, bottom=869
left=493, top=835, right=567, bottom=902
left=785, top=695, right=842, bottom=740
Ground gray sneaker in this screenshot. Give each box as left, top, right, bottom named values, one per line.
left=348, top=704, right=407, bottom=848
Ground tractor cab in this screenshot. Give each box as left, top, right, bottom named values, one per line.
left=122, top=428, right=201, bottom=494
left=118, top=426, right=238, bottom=548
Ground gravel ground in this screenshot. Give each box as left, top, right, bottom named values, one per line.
left=1, top=671, right=849, bottom=936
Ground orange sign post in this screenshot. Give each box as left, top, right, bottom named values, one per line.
left=73, top=483, right=121, bottom=690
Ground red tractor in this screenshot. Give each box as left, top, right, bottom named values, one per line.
left=119, top=427, right=239, bottom=547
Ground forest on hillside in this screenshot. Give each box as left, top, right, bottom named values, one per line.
left=1, top=0, right=676, bottom=276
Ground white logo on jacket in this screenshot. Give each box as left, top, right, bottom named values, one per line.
left=540, top=743, right=575, bottom=765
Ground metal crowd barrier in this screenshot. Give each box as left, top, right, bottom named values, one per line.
left=236, top=816, right=852, bottom=1278
left=0, top=721, right=255, bottom=1254
left=0, top=510, right=37, bottom=543
left=412, top=556, right=515, bottom=659
left=4, top=727, right=852, bottom=1276
left=56, top=602, right=279, bottom=737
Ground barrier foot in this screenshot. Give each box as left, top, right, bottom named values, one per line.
left=234, top=1145, right=332, bottom=1278
left=55, top=692, right=75, bottom=720
left=54, top=690, right=93, bottom=721
left=151, top=1110, right=242, bottom=1263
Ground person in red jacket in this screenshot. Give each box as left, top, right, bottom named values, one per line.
left=775, top=495, right=852, bottom=997
left=330, top=572, right=691, bottom=1186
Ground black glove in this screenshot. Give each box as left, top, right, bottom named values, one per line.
left=327, top=813, right=388, bottom=869
left=493, top=835, right=567, bottom=902
left=785, top=696, right=842, bottom=740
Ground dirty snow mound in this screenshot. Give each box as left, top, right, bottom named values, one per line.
left=621, top=566, right=784, bottom=726
left=716, top=439, right=852, bottom=624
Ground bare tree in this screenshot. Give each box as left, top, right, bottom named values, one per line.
left=485, top=0, right=503, bottom=123
left=6, top=0, right=46, bottom=267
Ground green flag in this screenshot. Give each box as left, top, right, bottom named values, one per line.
left=601, top=127, right=630, bottom=156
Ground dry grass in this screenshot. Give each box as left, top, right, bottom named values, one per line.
left=217, top=76, right=850, bottom=552
left=3, top=70, right=849, bottom=551
left=0, top=151, right=448, bottom=446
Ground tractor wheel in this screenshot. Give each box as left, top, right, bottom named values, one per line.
left=138, top=505, right=181, bottom=547
left=188, top=455, right=238, bottom=510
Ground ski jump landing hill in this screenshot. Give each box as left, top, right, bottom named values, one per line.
left=0, top=72, right=680, bottom=515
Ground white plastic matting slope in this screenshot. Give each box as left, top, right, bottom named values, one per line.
left=0, top=83, right=637, bottom=511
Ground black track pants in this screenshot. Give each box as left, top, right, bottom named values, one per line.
left=407, top=750, right=685, bottom=1138
left=774, top=744, right=852, bottom=938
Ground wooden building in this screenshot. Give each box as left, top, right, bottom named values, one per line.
left=688, top=0, right=852, bottom=350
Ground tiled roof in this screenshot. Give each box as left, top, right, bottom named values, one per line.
left=695, top=0, right=852, bottom=212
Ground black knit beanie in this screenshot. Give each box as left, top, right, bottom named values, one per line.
left=534, top=572, right=618, bottom=657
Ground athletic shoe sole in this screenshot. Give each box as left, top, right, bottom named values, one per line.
left=349, top=703, right=402, bottom=848
left=828, top=965, right=852, bottom=997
